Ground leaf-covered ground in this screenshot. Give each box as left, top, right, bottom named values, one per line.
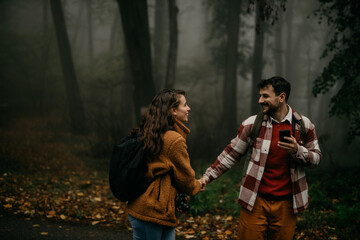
left=0, top=117, right=354, bottom=239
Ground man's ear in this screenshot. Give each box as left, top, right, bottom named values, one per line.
left=279, top=92, right=286, bottom=102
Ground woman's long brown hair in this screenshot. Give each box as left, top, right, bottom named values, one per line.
left=132, top=89, right=185, bottom=158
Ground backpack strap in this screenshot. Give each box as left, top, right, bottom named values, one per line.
left=242, top=112, right=264, bottom=177
left=241, top=111, right=306, bottom=178
left=300, top=119, right=306, bottom=144
left=292, top=113, right=307, bottom=144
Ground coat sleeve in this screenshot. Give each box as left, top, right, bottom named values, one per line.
left=292, top=116, right=322, bottom=168
left=167, top=137, right=201, bottom=196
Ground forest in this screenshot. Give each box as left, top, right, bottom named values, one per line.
left=0, top=0, right=359, bottom=239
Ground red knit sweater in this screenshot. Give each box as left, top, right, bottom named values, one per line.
left=258, top=122, right=292, bottom=197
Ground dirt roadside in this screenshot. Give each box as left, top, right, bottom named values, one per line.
left=0, top=210, right=132, bottom=240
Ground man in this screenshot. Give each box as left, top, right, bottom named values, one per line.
left=200, top=76, right=322, bottom=239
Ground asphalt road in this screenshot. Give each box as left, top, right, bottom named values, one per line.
left=0, top=211, right=132, bottom=240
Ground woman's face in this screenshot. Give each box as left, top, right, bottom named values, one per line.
left=171, top=95, right=191, bottom=122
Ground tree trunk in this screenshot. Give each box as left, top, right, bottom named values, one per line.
left=121, top=48, right=135, bottom=131
left=165, top=0, right=178, bottom=89
left=285, top=0, right=293, bottom=81
left=86, top=0, right=94, bottom=65
left=110, top=10, right=135, bottom=133
left=274, top=11, right=283, bottom=76
left=50, top=0, right=88, bottom=134
left=109, top=8, right=121, bottom=51
left=306, top=48, right=313, bottom=119
left=153, top=0, right=168, bottom=90
left=289, top=19, right=313, bottom=113
left=251, top=0, right=266, bottom=115
left=116, top=0, right=156, bottom=122
left=71, top=1, right=84, bottom=52
left=39, top=0, right=50, bottom=115
left=218, top=0, right=241, bottom=141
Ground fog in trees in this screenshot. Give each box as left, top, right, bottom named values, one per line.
left=0, top=0, right=359, bottom=167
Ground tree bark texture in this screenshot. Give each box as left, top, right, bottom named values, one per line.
left=220, top=0, right=241, bottom=134
left=285, top=0, right=293, bottom=81
left=274, top=11, right=283, bottom=76
left=116, top=0, right=156, bottom=122
left=251, top=0, right=266, bottom=115
left=86, top=0, right=94, bottom=65
left=39, top=0, right=50, bottom=115
left=153, top=0, right=168, bottom=90
left=109, top=8, right=121, bottom=51
left=165, top=0, right=178, bottom=89
left=50, top=0, right=88, bottom=134
left=71, top=0, right=84, bottom=58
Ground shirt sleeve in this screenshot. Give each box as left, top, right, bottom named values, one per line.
left=202, top=117, right=254, bottom=184
left=292, top=117, right=322, bottom=167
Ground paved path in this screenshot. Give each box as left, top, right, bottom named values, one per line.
left=0, top=210, right=132, bottom=240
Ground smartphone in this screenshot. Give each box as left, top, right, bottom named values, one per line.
left=279, top=129, right=291, bottom=143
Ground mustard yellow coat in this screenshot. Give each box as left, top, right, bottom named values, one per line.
left=126, top=120, right=201, bottom=227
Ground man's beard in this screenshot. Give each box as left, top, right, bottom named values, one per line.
left=261, top=103, right=278, bottom=116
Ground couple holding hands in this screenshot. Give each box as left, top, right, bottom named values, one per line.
left=126, top=76, right=322, bottom=240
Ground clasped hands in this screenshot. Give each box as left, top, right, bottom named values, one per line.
left=197, top=178, right=207, bottom=192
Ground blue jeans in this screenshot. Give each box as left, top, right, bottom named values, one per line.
left=128, top=215, right=175, bottom=240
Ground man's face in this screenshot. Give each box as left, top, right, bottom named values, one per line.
left=258, top=85, right=284, bottom=115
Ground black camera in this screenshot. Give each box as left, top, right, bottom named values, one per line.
left=175, top=193, right=189, bottom=212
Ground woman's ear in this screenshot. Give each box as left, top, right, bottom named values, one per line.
left=170, top=107, right=177, bottom=116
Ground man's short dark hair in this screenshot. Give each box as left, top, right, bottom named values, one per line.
left=257, top=76, right=291, bottom=102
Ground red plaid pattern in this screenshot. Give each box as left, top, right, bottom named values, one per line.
left=203, top=108, right=322, bottom=213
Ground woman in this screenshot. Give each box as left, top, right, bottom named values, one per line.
left=126, top=89, right=202, bottom=240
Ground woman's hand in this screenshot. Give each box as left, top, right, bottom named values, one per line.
left=198, top=178, right=207, bottom=192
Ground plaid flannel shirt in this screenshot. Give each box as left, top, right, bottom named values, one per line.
left=203, top=107, right=322, bottom=213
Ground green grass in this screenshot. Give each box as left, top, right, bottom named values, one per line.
left=191, top=163, right=360, bottom=239
left=304, top=167, right=360, bottom=239
left=190, top=163, right=243, bottom=216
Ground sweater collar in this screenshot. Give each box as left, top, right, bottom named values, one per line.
left=173, top=119, right=190, bottom=138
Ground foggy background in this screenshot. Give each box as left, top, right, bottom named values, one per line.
left=1, top=0, right=359, bottom=168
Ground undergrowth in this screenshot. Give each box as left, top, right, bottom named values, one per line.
left=190, top=164, right=360, bottom=239
left=190, top=164, right=243, bottom=216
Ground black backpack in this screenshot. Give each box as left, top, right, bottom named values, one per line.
left=109, top=133, right=150, bottom=202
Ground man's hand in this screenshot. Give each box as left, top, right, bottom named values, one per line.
left=278, top=135, right=298, bottom=154
left=199, top=178, right=207, bottom=191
